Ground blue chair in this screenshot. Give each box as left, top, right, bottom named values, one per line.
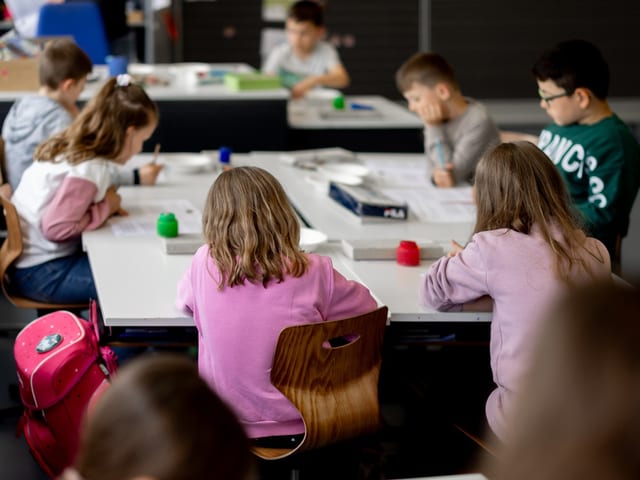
left=36, top=2, right=110, bottom=65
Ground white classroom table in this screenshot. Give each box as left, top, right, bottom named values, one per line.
left=0, top=63, right=291, bottom=153
left=250, top=151, right=475, bottom=245
left=0, top=63, right=290, bottom=102
left=82, top=152, right=490, bottom=327
left=482, top=97, right=640, bottom=129
left=288, top=94, right=423, bottom=130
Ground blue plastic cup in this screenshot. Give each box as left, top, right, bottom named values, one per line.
left=107, top=55, right=128, bottom=77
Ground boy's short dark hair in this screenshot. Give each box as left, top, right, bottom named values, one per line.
left=532, top=39, right=610, bottom=100
left=288, top=0, right=324, bottom=26
left=38, top=38, right=93, bottom=90
left=395, top=52, right=459, bottom=93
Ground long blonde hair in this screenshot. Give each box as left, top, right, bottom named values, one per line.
left=35, top=77, right=158, bottom=164
left=473, top=141, right=604, bottom=282
left=203, top=166, right=309, bottom=289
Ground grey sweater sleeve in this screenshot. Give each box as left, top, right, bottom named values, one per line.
left=424, top=100, right=500, bottom=184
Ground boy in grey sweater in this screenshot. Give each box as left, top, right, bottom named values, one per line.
left=396, top=52, right=500, bottom=187
left=3, top=38, right=93, bottom=191
left=3, top=38, right=163, bottom=191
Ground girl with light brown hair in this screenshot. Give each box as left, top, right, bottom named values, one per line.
left=176, top=166, right=377, bottom=446
left=421, top=141, right=611, bottom=439
left=10, top=75, right=161, bottom=305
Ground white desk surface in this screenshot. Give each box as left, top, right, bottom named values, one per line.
left=288, top=95, right=423, bottom=130
left=478, top=97, right=640, bottom=127
left=250, top=151, right=475, bottom=245
left=83, top=153, right=488, bottom=327
left=0, top=63, right=290, bottom=102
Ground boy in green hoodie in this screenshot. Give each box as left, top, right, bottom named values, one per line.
left=533, top=39, right=640, bottom=272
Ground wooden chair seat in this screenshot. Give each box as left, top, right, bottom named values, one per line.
left=252, top=306, right=388, bottom=462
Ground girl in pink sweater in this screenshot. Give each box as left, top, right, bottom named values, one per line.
left=176, top=166, right=377, bottom=445
left=421, top=141, right=611, bottom=439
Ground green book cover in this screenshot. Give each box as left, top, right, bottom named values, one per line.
left=224, top=73, right=281, bottom=91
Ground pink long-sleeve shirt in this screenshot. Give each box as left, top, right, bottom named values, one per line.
left=176, top=247, right=378, bottom=439
left=12, top=158, right=115, bottom=269
left=420, top=226, right=610, bottom=438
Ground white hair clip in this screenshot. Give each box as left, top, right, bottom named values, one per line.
left=116, top=73, right=134, bottom=87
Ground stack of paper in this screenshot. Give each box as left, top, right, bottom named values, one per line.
left=341, top=238, right=445, bottom=260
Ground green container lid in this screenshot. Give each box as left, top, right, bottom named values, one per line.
left=333, top=95, right=345, bottom=110
left=157, top=212, right=179, bottom=238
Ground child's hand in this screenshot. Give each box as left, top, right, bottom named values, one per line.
left=418, top=101, right=447, bottom=125
left=104, top=186, right=123, bottom=216
left=138, top=163, right=164, bottom=185
left=447, top=240, right=464, bottom=257
left=433, top=163, right=455, bottom=187
left=291, top=77, right=317, bottom=99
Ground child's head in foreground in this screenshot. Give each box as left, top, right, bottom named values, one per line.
left=65, top=354, right=254, bottom=480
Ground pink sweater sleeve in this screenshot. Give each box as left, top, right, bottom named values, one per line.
left=421, top=237, right=489, bottom=311
left=175, top=262, right=195, bottom=314
left=324, top=265, right=378, bottom=320
left=41, top=176, right=112, bottom=241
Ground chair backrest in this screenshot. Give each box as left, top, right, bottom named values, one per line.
left=0, top=191, right=86, bottom=311
left=252, top=306, right=388, bottom=460
left=0, top=137, right=6, bottom=186
left=0, top=191, right=24, bottom=302
left=36, top=2, right=110, bottom=65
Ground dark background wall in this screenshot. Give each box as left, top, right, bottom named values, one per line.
left=179, top=0, right=640, bottom=100
left=430, top=0, right=640, bottom=99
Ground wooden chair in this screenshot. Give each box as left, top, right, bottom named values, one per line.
left=252, top=306, right=388, bottom=464
left=0, top=137, right=7, bottom=187
left=0, top=191, right=88, bottom=313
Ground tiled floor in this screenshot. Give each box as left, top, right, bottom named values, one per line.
left=0, top=293, right=490, bottom=480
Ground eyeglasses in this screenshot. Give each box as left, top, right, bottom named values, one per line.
left=538, top=89, right=571, bottom=106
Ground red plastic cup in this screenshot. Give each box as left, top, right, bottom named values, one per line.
left=396, top=240, right=420, bottom=266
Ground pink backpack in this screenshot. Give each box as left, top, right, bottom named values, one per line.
left=13, top=301, right=117, bottom=478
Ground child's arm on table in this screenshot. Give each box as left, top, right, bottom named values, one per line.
left=41, top=180, right=122, bottom=241
left=291, top=63, right=350, bottom=99
left=420, top=238, right=489, bottom=311
left=430, top=121, right=498, bottom=187
left=109, top=163, right=164, bottom=186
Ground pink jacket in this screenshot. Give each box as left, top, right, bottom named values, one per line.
left=420, top=226, right=610, bottom=438
left=176, top=247, right=378, bottom=439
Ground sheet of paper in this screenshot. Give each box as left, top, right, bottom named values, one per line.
left=359, top=155, right=476, bottom=222
left=381, top=187, right=476, bottom=223
left=363, top=156, right=433, bottom=188
left=110, top=199, right=202, bottom=236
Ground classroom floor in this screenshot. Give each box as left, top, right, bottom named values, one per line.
left=0, top=298, right=48, bottom=480
left=0, top=293, right=491, bottom=480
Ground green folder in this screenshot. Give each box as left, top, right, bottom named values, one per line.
left=223, top=72, right=281, bottom=91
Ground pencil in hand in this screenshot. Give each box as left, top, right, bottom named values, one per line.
left=435, top=139, right=446, bottom=168
left=152, top=143, right=161, bottom=164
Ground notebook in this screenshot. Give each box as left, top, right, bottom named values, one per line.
left=161, top=233, right=205, bottom=255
